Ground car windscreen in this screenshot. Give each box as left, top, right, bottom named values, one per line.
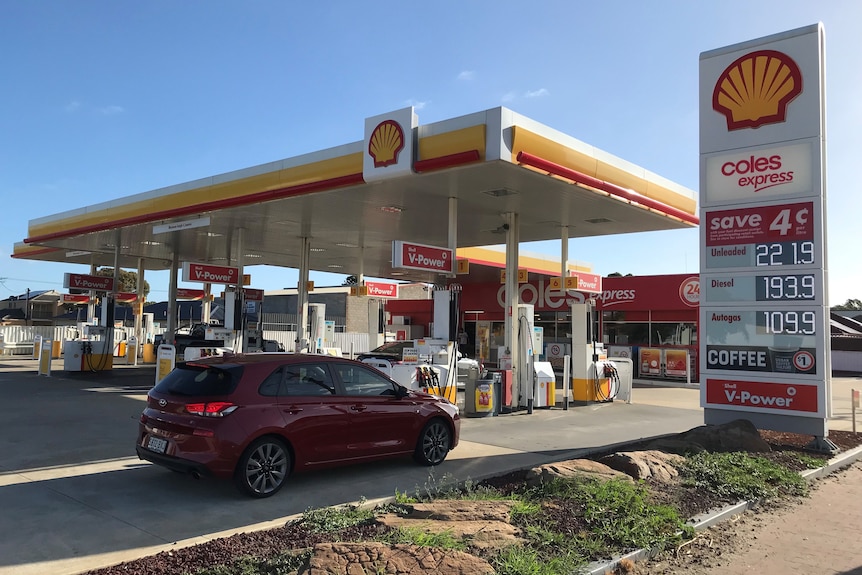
left=153, top=364, right=243, bottom=396
left=371, top=341, right=410, bottom=353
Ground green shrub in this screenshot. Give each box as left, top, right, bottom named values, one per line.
left=299, top=500, right=375, bottom=534
left=681, top=451, right=807, bottom=501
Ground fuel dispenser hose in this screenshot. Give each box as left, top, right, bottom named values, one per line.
left=594, top=361, right=621, bottom=402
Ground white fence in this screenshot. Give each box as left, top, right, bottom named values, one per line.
left=262, top=331, right=370, bottom=356
left=833, top=350, right=862, bottom=374
left=0, top=325, right=370, bottom=357
left=0, top=325, right=78, bottom=344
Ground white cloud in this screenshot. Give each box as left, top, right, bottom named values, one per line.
left=99, top=105, right=125, bottom=115
left=65, top=101, right=81, bottom=112
left=404, top=99, right=427, bottom=110
left=525, top=88, right=549, bottom=98
left=501, top=91, right=517, bottom=102
left=457, top=70, right=475, bottom=81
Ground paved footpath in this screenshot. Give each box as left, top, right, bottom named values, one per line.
left=709, top=460, right=862, bottom=575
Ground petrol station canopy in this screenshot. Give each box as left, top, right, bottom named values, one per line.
left=13, top=107, right=698, bottom=284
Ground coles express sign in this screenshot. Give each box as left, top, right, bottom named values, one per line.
left=704, top=142, right=812, bottom=203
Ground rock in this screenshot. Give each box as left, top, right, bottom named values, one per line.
left=378, top=500, right=523, bottom=551
left=645, top=437, right=706, bottom=455
left=378, top=515, right=521, bottom=551
left=525, top=458, right=634, bottom=487
left=405, top=500, right=516, bottom=522
left=302, top=542, right=496, bottom=575
left=676, top=419, right=772, bottom=453
left=598, top=450, right=685, bottom=482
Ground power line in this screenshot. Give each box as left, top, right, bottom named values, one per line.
left=0, top=277, right=64, bottom=286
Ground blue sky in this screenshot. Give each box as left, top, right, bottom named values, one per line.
left=2, top=1, right=860, bottom=305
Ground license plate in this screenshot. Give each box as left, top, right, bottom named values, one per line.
left=147, top=435, right=168, bottom=454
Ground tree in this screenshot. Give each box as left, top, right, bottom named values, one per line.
left=95, top=268, right=150, bottom=302
left=832, top=298, right=862, bottom=311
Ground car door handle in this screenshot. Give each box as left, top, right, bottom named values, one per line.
left=282, top=407, right=303, bottom=415
left=350, top=405, right=367, bottom=412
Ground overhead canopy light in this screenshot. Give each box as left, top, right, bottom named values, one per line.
left=482, top=188, right=518, bottom=198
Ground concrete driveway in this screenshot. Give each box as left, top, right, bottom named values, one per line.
left=4, top=358, right=854, bottom=575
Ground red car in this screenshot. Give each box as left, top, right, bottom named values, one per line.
left=136, top=353, right=460, bottom=497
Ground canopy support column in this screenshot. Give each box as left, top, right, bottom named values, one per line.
left=560, top=225, right=569, bottom=283
left=87, top=261, right=97, bottom=325
left=504, top=212, right=520, bottom=409
left=135, top=257, right=144, bottom=358
left=448, top=197, right=458, bottom=279
left=167, top=247, right=179, bottom=343
left=297, top=237, right=311, bottom=352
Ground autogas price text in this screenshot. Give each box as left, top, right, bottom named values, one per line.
left=756, top=310, right=817, bottom=336
left=755, top=240, right=815, bottom=267
left=756, top=274, right=816, bottom=301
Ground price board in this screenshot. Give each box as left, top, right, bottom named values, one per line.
left=699, top=24, right=828, bottom=436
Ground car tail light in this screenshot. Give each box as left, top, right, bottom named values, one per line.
left=184, top=402, right=238, bottom=417
left=140, top=413, right=148, bottom=424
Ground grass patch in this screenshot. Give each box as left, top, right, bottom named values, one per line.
left=397, top=474, right=516, bottom=504
left=681, top=451, right=808, bottom=501
left=299, top=499, right=375, bottom=534
left=513, top=477, right=691, bottom=559
left=381, top=526, right=467, bottom=550
left=794, top=453, right=828, bottom=469
left=492, top=544, right=585, bottom=575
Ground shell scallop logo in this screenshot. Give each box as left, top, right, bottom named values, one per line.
left=712, top=50, right=803, bottom=131
left=368, top=119, right=405, bottom=168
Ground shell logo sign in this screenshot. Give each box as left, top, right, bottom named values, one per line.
left=712, top=50, right=802, bottom=131
left=368, top=120, right=405, bottom=168
left=363, top=107, right=417, bottom=182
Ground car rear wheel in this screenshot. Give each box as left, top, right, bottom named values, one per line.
left=234, top=437, right=290, bottom=498
left=414, top=419, right=451, bottom=466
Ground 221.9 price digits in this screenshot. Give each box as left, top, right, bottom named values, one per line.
left=755, top=241, right=815, bottom=266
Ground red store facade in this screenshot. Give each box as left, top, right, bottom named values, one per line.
left=385, top=272, right=701, bottom=383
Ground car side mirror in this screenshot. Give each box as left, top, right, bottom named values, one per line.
left=395, top=385, right=409, bottom=399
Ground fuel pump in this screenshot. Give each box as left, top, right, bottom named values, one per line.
left=570, top=300, right=614, bottom=403
left=516, top=304, right=536, bottom=413
left=223, top=288, right=244, bottom=352
left=308, top=303, right=326, bottom=354
left=430, top=287, right=460, bottom=392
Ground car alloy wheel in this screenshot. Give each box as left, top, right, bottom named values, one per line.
left=415, top=419, right=451, bottom=466
left=235, top=437, right=290, bottom=498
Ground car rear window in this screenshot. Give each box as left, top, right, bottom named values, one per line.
left=153, top=364, right=243, bottom=396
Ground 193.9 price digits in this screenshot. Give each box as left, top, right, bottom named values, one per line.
left=757, top=274, right=816, bottom=300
